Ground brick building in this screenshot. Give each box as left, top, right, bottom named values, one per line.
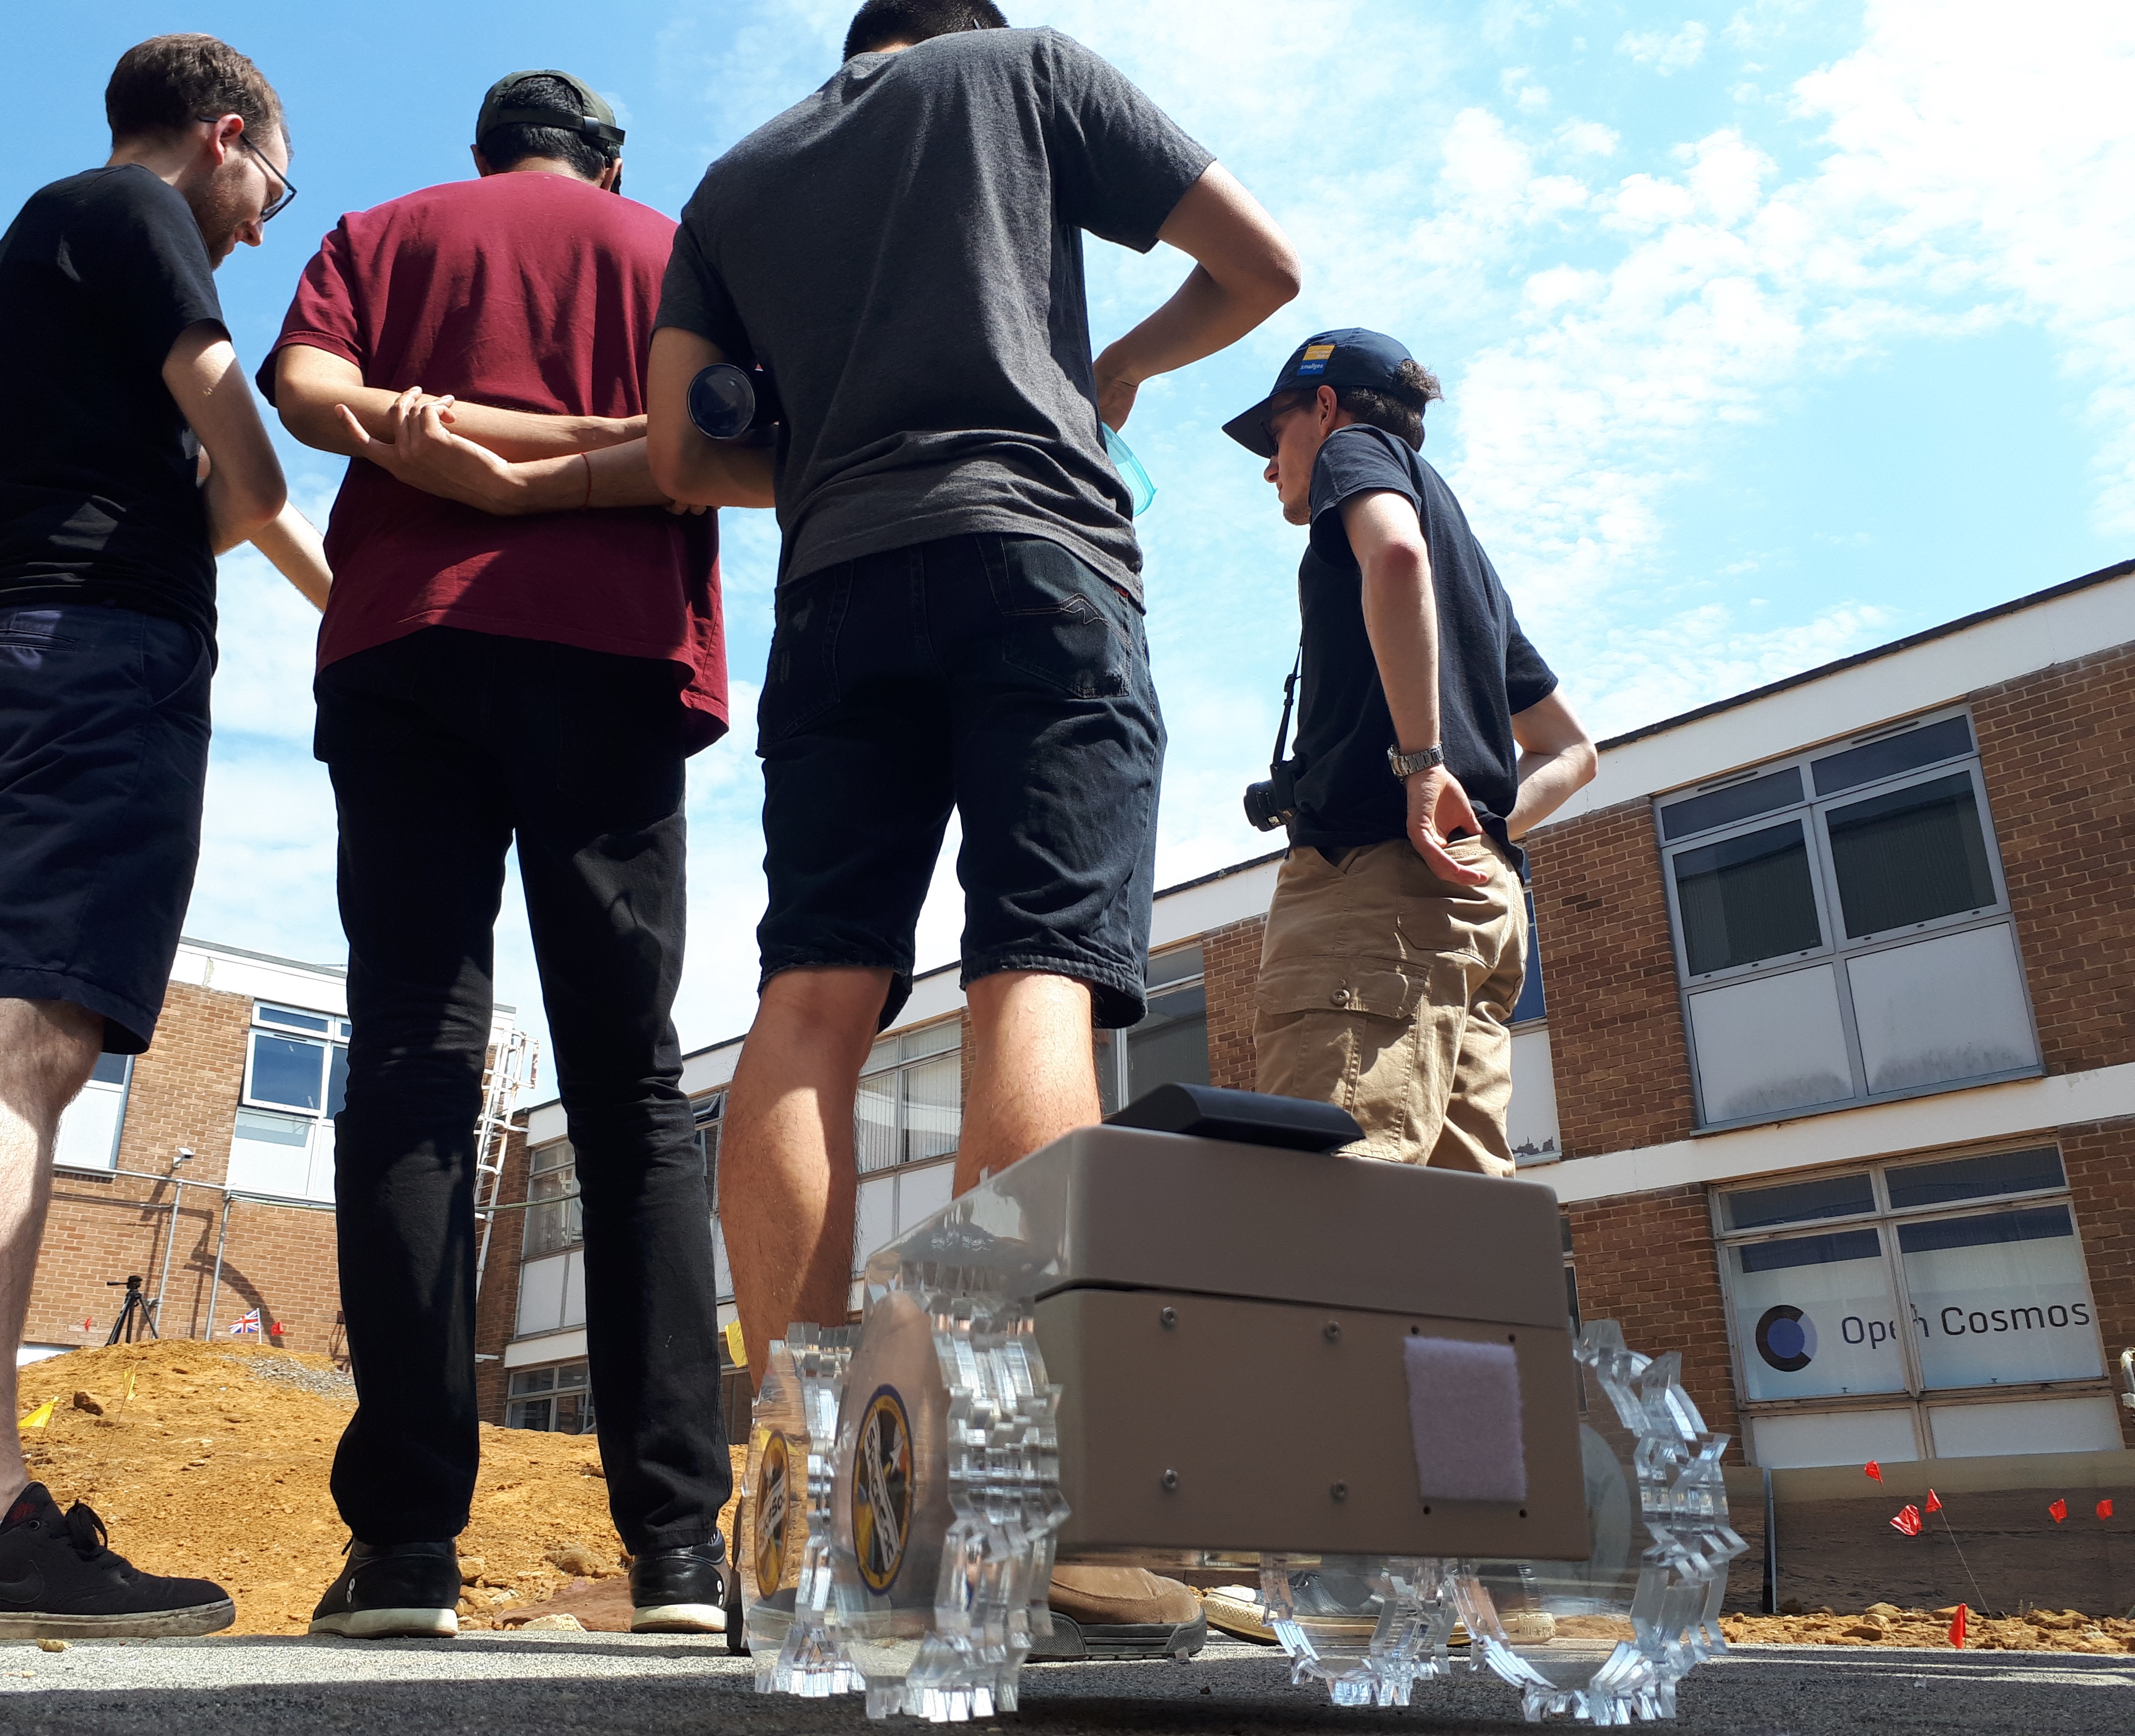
left=485, top=562, right=2134, bottom=1485
left=31, top=937, right=518, bottom=1368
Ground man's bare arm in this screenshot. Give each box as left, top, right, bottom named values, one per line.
left=645, top=328, right=779, bottom=509
left=163, top=323, right=285, bottom=553
left=274, top=344, right=640, bottom=462
left=1504, top=690, right=1598, bottom=839
left=1343, top=489, right=1490, bottom=887
left=1093, top=163, right=1301, bottom=430
left=250, top=500, right=332, bottom=611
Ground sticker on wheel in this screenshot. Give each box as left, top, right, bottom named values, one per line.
left=754, top=1430, right=793, bottom=1593
left=851, top=1384, right=913, bottom=1594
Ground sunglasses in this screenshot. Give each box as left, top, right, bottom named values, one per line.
left=201, top=120, right=297, bottom=221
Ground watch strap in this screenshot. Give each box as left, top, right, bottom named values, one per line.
left=1387, top=743, right=1447, bottom=778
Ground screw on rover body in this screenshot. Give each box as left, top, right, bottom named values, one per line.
left=1324, top=1320, right=1341, bottom=1341
left=1330, top=1481, right=1349, bottom=1502
left=1160, top=1307, right=1178, bottom=1328
left=1161, top=1469, right=1180, bottom=1491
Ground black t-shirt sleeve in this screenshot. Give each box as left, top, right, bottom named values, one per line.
left=1037, top=30, right=1215, bottom=253
left=1505, top=612, right=1560, bottom=713
left=654, top=192, right=754, bottom=364
left=1306, top=426, right=1423, bottom=568
left=85, top=170, right=224, bottom=374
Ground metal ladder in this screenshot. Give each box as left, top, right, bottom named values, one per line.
left=471, top=1027, right=538, bottom=1300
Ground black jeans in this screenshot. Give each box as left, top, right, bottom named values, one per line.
left=315, top=627, right=728, bottom=1553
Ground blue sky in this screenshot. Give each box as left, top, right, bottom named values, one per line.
left=11, top=1, right=2131, bottom=1079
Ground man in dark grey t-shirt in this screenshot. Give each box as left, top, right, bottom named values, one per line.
left=649, top=0, right=1297, bottom=1658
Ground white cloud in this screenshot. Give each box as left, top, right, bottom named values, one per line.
left=1618, top=22, right=1711, bottom=73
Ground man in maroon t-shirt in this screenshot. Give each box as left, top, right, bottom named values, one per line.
left=260, top=71, right=771, bottom=1641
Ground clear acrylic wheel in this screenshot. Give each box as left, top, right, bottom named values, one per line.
left=1259, top=1554, right=1464, bottom=1706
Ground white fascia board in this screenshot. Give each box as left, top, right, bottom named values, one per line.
left=1150, top=857, right=1280, bottom=949
left=503, top=1328, right=588, bottom=1369
left=680, top=1036, right=746, bottom=1099
left=174, top=940, right=351, bottom=1016
left=524, top=1100, right=570, bottom=1145
left=1539, top=1061, right=2135, bottom=1205
left=1539, top=573, right=2135, bottom=829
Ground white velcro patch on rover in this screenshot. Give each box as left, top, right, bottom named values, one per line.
left=1401, top=1336, right=1527, bottom=1503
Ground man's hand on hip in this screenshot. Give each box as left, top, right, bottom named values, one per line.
left=1406, top=767, right=1491, bottom=885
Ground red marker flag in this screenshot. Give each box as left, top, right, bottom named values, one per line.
left=1924, top=1489, right=1942, bottom=1513
left=2049, top=1498, right=2068, bottom=1524
left=1890, top=1503, right=1925, bottom=1536
left=1864, top=1460, right=1884, bottom=1483
left=2097, top=1498, right=2114, bottom=1521
left=1948, top=1605, right=1968, bottom=1649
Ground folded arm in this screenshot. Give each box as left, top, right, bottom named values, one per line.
left=1093, top=163, right=1302, bottom=430
left=1505, top=690, right=1598, bottom=839
left=274, top=344, right=640, bottom=462
left=164, top=323, right=286, bottom=554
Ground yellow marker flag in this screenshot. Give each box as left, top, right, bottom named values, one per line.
left=723, top=1320, right=748, bottom=1368
left=124, top=1370, right=137, bottom=1401
left=18, top=1400, right=54, bottom=1431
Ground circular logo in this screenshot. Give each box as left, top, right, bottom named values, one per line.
left=753, top=1431, right=792, bottom=1594
left=1755, top=1304, right=1817, bottom=1372
left=851, top=1385, right=913, bottom=1594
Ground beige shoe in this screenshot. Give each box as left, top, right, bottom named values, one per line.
left=1199, top=1584, right=1277, bottom=1645
left=1032, top=1565, right=1207, bottom=1660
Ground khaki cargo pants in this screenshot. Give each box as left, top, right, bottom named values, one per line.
left=1253, top=835, right=1525, bottom=1175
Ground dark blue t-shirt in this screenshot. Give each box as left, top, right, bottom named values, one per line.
left=1292, top=423, right=1557, bottom=863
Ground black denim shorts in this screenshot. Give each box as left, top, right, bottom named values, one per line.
left=0, top=603, right=212, bottom=1052
left=756, top=532, right=1165, bottom=1028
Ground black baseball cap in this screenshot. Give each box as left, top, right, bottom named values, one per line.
left=1222, top=328, right=1418, bottom=458
left=475, top=70, right=626, bottom=154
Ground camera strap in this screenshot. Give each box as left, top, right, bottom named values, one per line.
left=1270, top=644, right=1302, bottom=768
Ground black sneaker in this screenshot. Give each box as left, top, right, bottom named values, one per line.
left=629, top=1537, right=726, bottom=1633
left=309, top=1539, right=461, bottom=1639
left=0, top=1483, right=234, bottom=1640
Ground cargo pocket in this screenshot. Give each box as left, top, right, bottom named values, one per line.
left=1255, top=957, right=1425, bottom=1023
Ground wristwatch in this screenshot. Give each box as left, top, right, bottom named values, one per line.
left=1387, top=743, right=1446, bottom=779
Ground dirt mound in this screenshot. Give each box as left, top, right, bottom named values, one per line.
left=15, top=1339, right=743, bottom=1635
left=1721, top=1604, right=2135, bottom=1653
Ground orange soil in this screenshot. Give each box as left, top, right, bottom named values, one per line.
left=15, top=1338, right=743, bottom=1635
left=1721, top=1603, right=2135, bottom=1653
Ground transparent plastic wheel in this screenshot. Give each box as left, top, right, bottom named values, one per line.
left=1258, top=1554, right=1463, bottom=1706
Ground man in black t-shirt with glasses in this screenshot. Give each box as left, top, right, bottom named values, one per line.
left=649, top=0, right=1298, bottom=1656
left=0, top=34, right=326, bottom=1640
left=1226, top=330, right=1596, bottom=1174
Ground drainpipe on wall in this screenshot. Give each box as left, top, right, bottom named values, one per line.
left=202, top=1192, right=235, bottom=1340
left=153, top=1178, right=183, bottom=1335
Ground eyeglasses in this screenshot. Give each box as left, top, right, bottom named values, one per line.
left=200, top=120, right=297, bottom=221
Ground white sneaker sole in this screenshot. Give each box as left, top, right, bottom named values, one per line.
left=308, top=1605, right=459, bottom=1639
left=630, top=1601, right=725, bottom=1633
left=0, top=1598, right=235, bottom=1641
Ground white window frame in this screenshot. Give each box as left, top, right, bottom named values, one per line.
left=1656, top=706, right=2042, bottom=1129
left=1711, top=1142, right=2107, bottom=1459
left=506, top=1360, right=594, bottom=1433
left=855, top=1019, right=963, bottom=1174
left=522, top=1139, right=582, bottom=1258
left=53, top=1053, right=133, bottom=1173
left=241, top=1003, right=349, bottom=1119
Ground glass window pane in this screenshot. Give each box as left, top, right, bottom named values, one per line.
left=1660, top=767, right=1805, bottom=840
left=1729, top=1227, right=1906, bottom=1399
left=234, top=1107, right=309, bottom=1146
left=256, top=1004, right=332, bottom=1034
left=531, top=1141, right=573, bottom=1175
left=1826, top=771, right=1996, bottom=938
left=89, top=1052, right=130, bottom=1087
left=555, top=1391, right=595, bottom=1435
left=1126, top=982, right=1209, bottom=1102
left=554, top=1363, right=589, bottom=1390
left=902, top=1052, right=962, bottom=1163
left=856, top=1072, right=899, bottom=1173
left=325, top=1045, right=349, bottom=1118
left=1811, top=715, right=1973, bottom=797
left=1672, top=820, right=1823, bottom=974
left=1899, top=1206, right=2102, bottom=1387
left=1720, top=1172, right=1876, bottom=1231
left=523, top=1158, right=582, bottom=1257
left=902, top=1020, right=960, bottom=1060
left=1147, top=945, right=1206, bottom=990
left=507, top=1397, right=553, bottom=1430
left=1511, top=892, right=1545, bottom=1024
left=1886, top=1146, right=2065, bottom=1211
left=249, top=1034, right=326, bottom=1111
left=509, top=1368, right=556, bottom=1395
left=1093, top=1028, right=1124, bottom=1116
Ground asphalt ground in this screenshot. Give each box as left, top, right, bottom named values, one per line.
left=0, top=1635, right=2128, bottom=1735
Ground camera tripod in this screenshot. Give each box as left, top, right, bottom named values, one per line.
left=105, top=1274, right=158, bottom=1345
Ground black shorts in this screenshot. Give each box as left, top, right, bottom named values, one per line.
left=757, top=533, right=1165, bottom=1028
left=0, top=603, right=212, bottom=1052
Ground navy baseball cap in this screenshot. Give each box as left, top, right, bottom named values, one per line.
left=1222, top=328, right=1418, bottom=458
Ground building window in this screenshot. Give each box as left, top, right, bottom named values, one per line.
left=856, top=1020, right=962, bottom=1173
left=227, top=1002, right=347, bottom=1202
left=1714, top=1144, right=2115, bottom=1464
left=54, top=1052, right=132, bottom=1172
left=507, top=1362, right=594, bottom=1433
left=1655, top=708, right=2039, bottom=1129
left=1095, top=945, right=1209, bottom=1115
left=523, top=1141, right=582, bottom=1258
left=699, top=1096, right=734, bottom=1307
left=1511, top=891, right=1545, bottom=1027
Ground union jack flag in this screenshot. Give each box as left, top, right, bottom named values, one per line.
left=229, top=1309, right=262, bottom=1337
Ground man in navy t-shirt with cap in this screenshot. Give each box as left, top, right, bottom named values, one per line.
left=1225, top=329, right=1597, bottom=1173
